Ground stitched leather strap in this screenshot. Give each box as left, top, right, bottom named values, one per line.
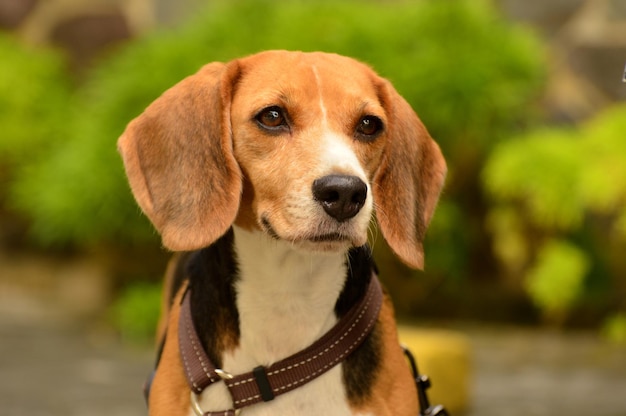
left=178, top=288, right=219, bottom=394
left=178, top=275, right=383, bottom=414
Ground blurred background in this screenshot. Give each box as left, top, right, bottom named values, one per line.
left=1, top=0, right=625, bottom=415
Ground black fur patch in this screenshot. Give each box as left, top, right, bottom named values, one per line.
left=169, top=252, right=192, bottom=306
left=343, top=324, right=382, bottom=405
left=186, top=229, right=241, bottom=368
left=338, top=245, right=382, bottom=405
left=335, top=245, right=375, bottom=316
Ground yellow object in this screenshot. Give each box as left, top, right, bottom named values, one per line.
left=398, top=326, right=471, bottom=414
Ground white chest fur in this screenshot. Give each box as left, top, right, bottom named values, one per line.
left=190, top=226, right=364, bottom=416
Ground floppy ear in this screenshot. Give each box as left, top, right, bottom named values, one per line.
left=117, top=62, right=242, bottom=251
left=373, top=79, right=447, bottom=270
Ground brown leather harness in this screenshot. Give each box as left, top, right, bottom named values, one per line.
left=144, top=274, right=448, bottom=416
left=178, top=276, right=383, bottom=415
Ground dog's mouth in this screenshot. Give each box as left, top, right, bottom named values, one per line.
left=308, top=232, right=347, bottom=242
left=260, top=216, right=354, bottom=246
left=261, top=217, right=282, bottom=240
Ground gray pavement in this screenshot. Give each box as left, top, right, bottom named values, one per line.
left=0, top=316, right=152, bottom=416
left=467, top=328, right=626, bottom=416
left=1, top=294, right=626, bottom=415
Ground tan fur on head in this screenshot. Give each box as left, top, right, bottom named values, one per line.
left=117, top=51, right=446, bottom=269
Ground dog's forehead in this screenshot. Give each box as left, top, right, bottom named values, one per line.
left=234, top=51, right=380, bottom=107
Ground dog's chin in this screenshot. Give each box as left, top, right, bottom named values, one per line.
left=296, top=237, right=356, bottom=253
left=260, top=216, right=366, bottom=253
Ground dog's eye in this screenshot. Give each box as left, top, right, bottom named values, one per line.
left=256, top=106, right=288, bottom=130
left=356, top=115, right=383, bottom=139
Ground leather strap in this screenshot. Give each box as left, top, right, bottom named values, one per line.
left=178, top=275, right=383, bottom=415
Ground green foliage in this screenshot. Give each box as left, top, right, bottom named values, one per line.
left=0, top=33, right=70, bottom=194
left=9, top=108, right=155, bottom=245
left=483, top=104, right=626, bottom=322
left=484, top=128, right=585, bottom=229
left=485, top=105, right=626, bottom=232
left=486, top=206, right=529, bottom=272
left=578, top=105, right=626, bottom=216
left=7, top=0, right=545, bottom=262
left=423, top=200, right=469, bottom=280
left=524, top=239, right=589, bottom=322
left=602, top=313, right=626, bottom=345
left=111, top=282, right=162, bottom=343
left=485, top=104, right=626, bottom=231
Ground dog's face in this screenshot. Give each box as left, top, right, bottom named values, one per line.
left=230, top=52, right=387, bottom=252
left=118, top=51, right=446, bottom=269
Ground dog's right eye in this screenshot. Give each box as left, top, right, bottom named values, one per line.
left=255, top=106, right=288, bottom=131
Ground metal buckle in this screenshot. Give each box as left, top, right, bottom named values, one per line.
left=214, top=368, right=234, bottom=380
left=402, top=345, right=450, bottom=416
left=190, top=369, right=241, bottom=416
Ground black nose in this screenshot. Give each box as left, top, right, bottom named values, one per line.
left=312, top=175, right=367, bottom=222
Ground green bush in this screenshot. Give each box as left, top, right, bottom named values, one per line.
left=483, top=104, right=626, bottom=324
left=9, top=0, right=544, bottom=274
left=0, top=33, right=70, bottom=201
left=602, top=313, right=626, bottom=345
left=485, top=127, right=585, bottom=229
left=524, top=239, right=589, bottom=323
left=111, top=281, right=162, bottom=343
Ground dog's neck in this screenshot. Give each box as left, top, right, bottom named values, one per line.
left=229, top=226, right=348, bottom=370
left=186, top=227, right=377, bottom=414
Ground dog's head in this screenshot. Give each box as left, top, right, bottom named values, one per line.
left=118, top=51, right=446, bottom=269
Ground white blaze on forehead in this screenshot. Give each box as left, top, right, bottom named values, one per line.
left=311, top=64, right=367, bottom=180
left=311, top=65, right=329, bottom=129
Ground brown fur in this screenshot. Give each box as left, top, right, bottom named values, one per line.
left=351, top=297, right=420, bottom=414
left=149, top=286, right=191, bottom=415
left=118, top=62, right=243, bottom=251
left=372, top=77, right=447, bottom=269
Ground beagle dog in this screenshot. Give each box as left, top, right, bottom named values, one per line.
left=118, top=50, right=446, bottom=416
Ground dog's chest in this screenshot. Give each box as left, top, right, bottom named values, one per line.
left=191, top=227, right=368, bottom=415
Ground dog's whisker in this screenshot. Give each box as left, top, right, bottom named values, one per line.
left=345, top=251, right=353, bottom=277
left=367, top=220, right=379, bottom=249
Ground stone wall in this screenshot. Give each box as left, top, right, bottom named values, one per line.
left=0, top=0, right=198, bottom=73
left=500, top=0, right=626, bottom=121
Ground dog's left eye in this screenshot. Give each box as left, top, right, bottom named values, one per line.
left=356, top=115, right=383, bottom=139
left=255, top=106, right=288, bottom=130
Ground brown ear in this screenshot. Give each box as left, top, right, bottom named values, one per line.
left=373, top=79, right=447, bottom=269
left=117, top=62, right=242, bottom=251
